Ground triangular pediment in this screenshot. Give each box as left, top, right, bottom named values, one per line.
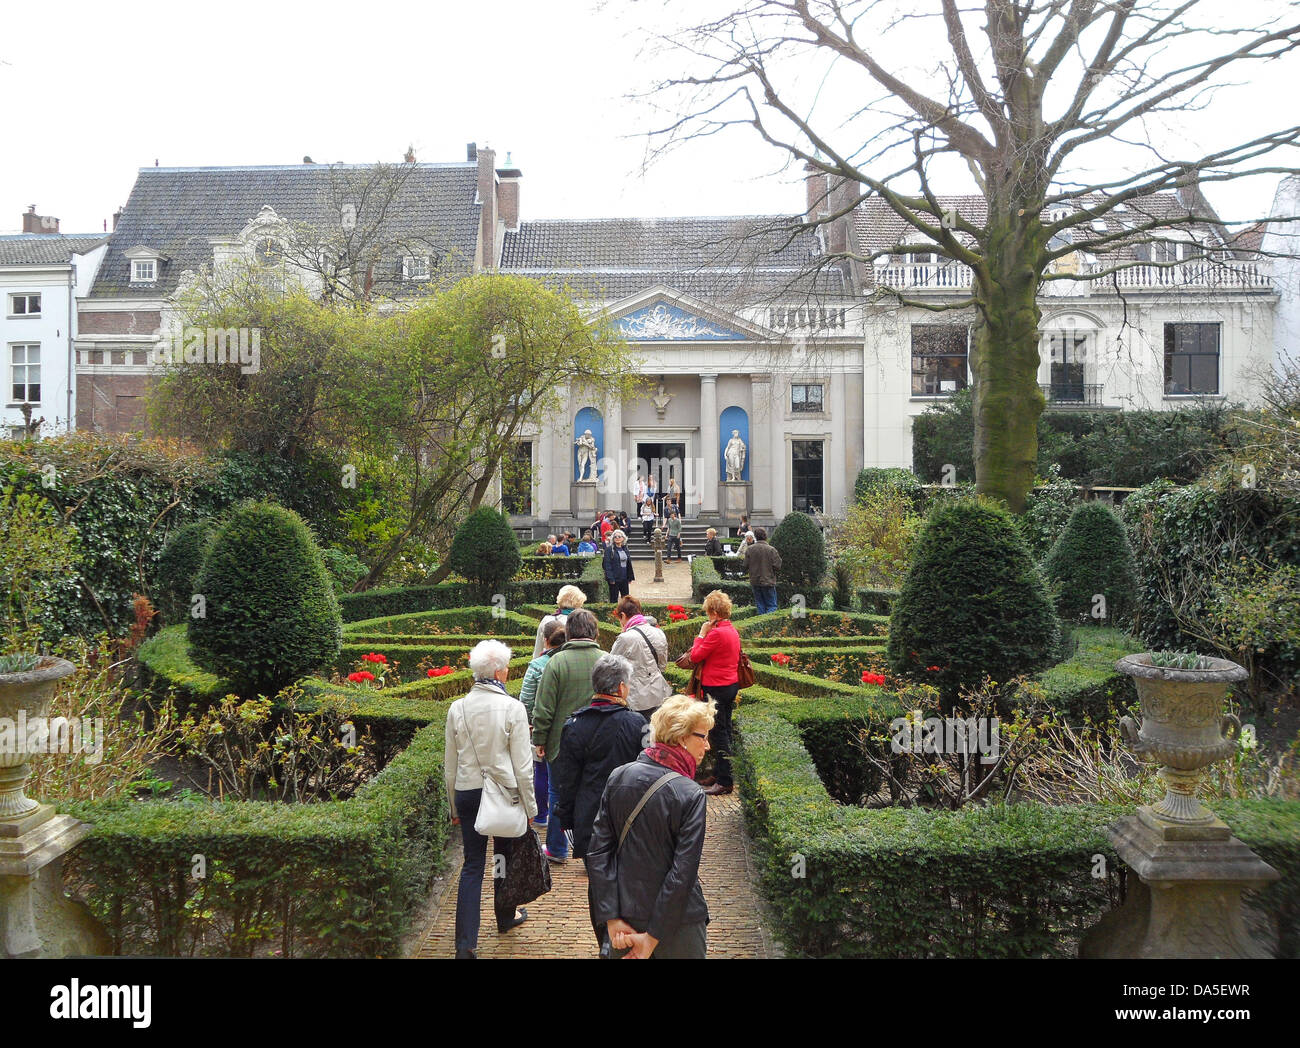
left=605, top=286, right=771, bottom=342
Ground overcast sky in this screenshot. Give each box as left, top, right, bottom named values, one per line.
left=2, top=0, right=1296, bottom=236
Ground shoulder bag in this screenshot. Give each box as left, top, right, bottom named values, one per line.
left=459, top=704, right=528, bottom=838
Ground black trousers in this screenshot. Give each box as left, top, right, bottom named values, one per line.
left=454, top=788, right=518, bottom=953
left=642, top=519, right=654, bottom=542
left=701, top=682, right=740, bottom=788
left=608, top=580, right=630, bottom=601
left=666, top=535, right=682, bottom=559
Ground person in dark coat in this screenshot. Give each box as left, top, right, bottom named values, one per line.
left=586, top=693, right=716, bottom=959
left=602, top=529, right=636, bottom=601
left=702, top=527, right=724, bottom=557
left=551, top=654, right=647, bottom=861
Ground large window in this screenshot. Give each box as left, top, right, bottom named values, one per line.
left=791, top=383, right=824, bottom=413
left=502, top=441, right=533, bottom=516
left=1047, top=330, right=1090, bottom=401
left=791, top=439, right=824, bottom=514
left=911, top=325, right=968, bottom=396
left=9, top=344, right=40, bottom=403
left=1164, top=323, right=1220, bottom=395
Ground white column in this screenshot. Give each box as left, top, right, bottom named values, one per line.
left=699, top=373, right=718, bottom=515
left=605, top=389, right=624, bottom=509
left=831, top=368, right=847, bottom=515
left=751, top=373, right=774, bottom=516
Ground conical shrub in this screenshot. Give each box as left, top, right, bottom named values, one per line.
left=1042, top=501, right=1138, bottom=625
left=189, top=501, right=341, bottom=697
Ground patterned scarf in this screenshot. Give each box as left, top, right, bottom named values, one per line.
left=644, top=742, right=696, bottom=780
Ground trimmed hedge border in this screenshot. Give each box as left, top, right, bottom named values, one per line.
left=690, top=555, right=829, bottom=607
left=734, top=701, right=1300, bottom=957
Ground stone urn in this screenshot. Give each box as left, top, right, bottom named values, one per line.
left=1115, top=653, right=1246, bottom=828
left=0, top=656, right=77, bottom=821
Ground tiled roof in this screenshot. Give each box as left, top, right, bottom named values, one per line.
left=0, top=234, right=107, bottom=266
left=851, top=189, right=1235, bottom=273
left=501, top=216, right=849, bottom=302
left=89, top=163, right=481, bottom=299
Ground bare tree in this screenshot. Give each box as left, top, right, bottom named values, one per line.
left=636, top=0, right=1300, bottom=509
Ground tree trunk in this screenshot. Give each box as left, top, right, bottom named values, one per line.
left=970, top=214, right=1044, bottom=513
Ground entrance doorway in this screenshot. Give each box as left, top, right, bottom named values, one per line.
left=637, top=441, right=685, bottom=515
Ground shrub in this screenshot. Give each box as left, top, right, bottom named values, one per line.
left=1013, top=466, right=1080, bottom=561
left=189, top=502, right=342, bottom=697
left=0, top=486, right=81, bottom=647
left=152, top=519, right=218, bottom=622
left=887, top=499, right=1060, bottom=706
left=448, top=507, right=521, bottom=600
left=1122, top=480, right=1300, bottom=700
left=771, top=512, right=827, bottom=592
left=831, top=486, right=924, bottom=589
left=854, top=467, right=923, bottom=508
left=321, top=548, right=368, bottom=596
left=831, top=560, right=854, bottom=610
left=1042, top=501, right=1138, bottom=626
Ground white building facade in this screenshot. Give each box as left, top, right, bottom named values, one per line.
left=1, top=227, right=106, bottom=438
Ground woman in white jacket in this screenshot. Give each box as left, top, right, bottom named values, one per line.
left=445, top=640, right=537, bottom=959
left=609, top=595, right=672, bottom=721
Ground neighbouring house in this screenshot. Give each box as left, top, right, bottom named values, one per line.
left=1, top=208, right=106, bottom=438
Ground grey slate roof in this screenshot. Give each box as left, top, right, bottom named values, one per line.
left=851, top=189, right=1236, bottom=273
left=0, top=234, right=107, bottom=266
left=89, top=164, right=481, bottom=299
left=500, top=216, right=849, bottom=303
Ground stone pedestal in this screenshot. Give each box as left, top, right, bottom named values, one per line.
left=0, top=804, right=109, bottom=958
left=571, top=481, right=598, bottom=518
left=721, top=482, right=751, bottom=521
left=1080, top=809, right=1279, bottom=959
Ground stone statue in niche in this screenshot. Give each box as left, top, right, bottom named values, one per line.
left=574, top=429, right=598, bottom=482
left=652, top=381, right=673, bottom=420
left=724, top=430, right=747, bottom=481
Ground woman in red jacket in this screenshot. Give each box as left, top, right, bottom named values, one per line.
left=687, top=589, right=741, bottom=796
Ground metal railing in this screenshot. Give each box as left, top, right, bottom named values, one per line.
left=1040, top=382, right=1104, bottom=406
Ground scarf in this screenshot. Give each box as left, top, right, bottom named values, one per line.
left=645, top=742, right=696, bottom=780
left=590, top=693, right=627, bottom=708
left=474, top=678, right=508, bottom=694
left=622, top=613, right=648, bottom=630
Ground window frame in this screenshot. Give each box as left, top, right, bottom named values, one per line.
left=402, top=255, right=431, bottom=282
left=791, top=382, right=825, bottom=414
left=131, top=259, right=157, bottom=283
left=1163, top=322, right=1221, bottom=396
left=790, top=438, right=825, bottom=515
left=910, top=324, right=970, bottom=397
left=7, top=293, right=41, bottom=318
left=9, top=342, right=41, bottom=405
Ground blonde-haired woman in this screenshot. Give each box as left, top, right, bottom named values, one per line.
left=586, top=693, right=716, bottom=959
left=533, top=584, right=587, bottom=658
left=689, top=590, right=741, bottom=796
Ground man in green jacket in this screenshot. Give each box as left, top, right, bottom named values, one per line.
left=532, top=608, right=603, bottom=861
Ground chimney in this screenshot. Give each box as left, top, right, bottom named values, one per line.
left=804, top=163, right=829, bottom=225
left=826, top=175, right=860, bottom=255
left=23, top=205, right=59, bottom=234
left=112, top=208, right=124, bottom=231
left=476, top=144, right=498, bottom=268
left=467, top=141, right=478, bottom=162
left=497, top=151, right=522, bottom=232
left=404, top=144, right=416, bottom=163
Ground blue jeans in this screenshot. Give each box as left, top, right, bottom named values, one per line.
left=753, top=585, right=778, bottom=615
left=533, top=759, right=549, bottom=822
left=454, top=789, right=517, bottom=953
left=545, top=775, right=569, bottom=858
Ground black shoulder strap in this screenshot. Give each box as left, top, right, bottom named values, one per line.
left=617, top=770, right=678, bottom=852
left=630, top=626, right=664, bottom=667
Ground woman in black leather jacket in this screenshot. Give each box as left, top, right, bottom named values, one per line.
left=586, top=693, right=716, bottom=959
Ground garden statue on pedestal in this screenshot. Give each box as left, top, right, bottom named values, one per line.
left=574, top=430, right=598, bottom=483
left=724, top=430, right=746, bottom=482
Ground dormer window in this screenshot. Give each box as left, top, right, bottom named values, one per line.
left=403, top=255, right=430, bottom=282
left=125, top=246, right=164, bottom=284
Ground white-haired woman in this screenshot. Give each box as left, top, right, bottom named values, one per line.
left=603, top=529, right=635, bottom=602
left=533, top=584, right=588, bottom=658
left=445, top=639, right=537, bottom=959
left=587, top=693, right=715, bottom=959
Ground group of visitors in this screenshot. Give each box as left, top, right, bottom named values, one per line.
left=634, top=473, right=681, bottom=519
left=444, top=586, right=750, bottom=959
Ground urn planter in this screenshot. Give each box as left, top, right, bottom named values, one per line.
left=0, top=656, right=77, bottom=822
left=1114, top=652, right=1246, bottom=829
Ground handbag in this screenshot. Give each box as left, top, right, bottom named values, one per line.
left=599, top=770, right=679, bottom=958
left=736, top=650, right=756, bottom=689
left=496, top=826, right=552, bottom=912
left=673, top=650, right=704, bottom=698
left=459, top=704, right=528, bottom=838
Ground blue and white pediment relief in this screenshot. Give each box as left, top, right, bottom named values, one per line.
left=618, top=301, right=747, bottom=341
